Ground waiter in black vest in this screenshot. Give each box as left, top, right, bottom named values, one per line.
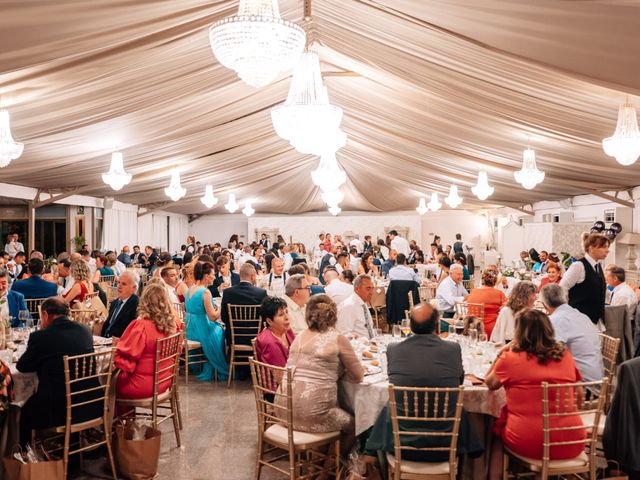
left=559, top=233, right=610, bottom=325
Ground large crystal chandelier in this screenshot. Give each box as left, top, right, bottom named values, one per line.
left=0, top=109, right=24, bottom=168
left=165, top=169, right=186, bottom=201
left=445, top=185, right=463, bottom=208
left=514, top=148, right=545, bottom=190
left=209, top=0, right=305, bottom=88
left=101, top=151, right=132, bottom=191
left=416, top=198, right=428, bottom=215
left=242, top=200, right=255, bottom=217
left=427, top=192, right=442, bottom=212
left=602, top=101, right=640, bottom=166
left=200, top=185, right=219, bottom=208
left=225, top=193, right=239, bottom=213
left=328, top=205, right=341, bottom=216
left=271, top=51, right=347, bottom=155
left=311, top=153, right=346, bottom=192
left=472, top=171, right=494, bottom=200
left=321, top=189, right=344, bottom=207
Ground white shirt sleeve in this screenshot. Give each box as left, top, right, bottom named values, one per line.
left=336, top=302, right=356, bottom=335
left=559, top=261, right=585, bottom=290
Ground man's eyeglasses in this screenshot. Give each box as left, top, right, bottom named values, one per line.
left=296, top=287, right=312, bottom=292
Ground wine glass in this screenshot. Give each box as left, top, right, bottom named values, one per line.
left=18, top=310, right=29, bottom=327
left=401, top=319, right=411, bottom=337
left=470, top=329, right=478, bottom=345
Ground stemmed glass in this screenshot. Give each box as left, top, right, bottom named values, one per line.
left=18, top=310, right=29, bottom=327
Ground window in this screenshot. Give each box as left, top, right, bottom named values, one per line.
left=604, top=210, right=615, bottom=223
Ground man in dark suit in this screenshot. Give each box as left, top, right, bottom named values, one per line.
left=0, top=269, right=27, bottom=325
left=209, top=255, right=240, bottom=297
left=17, top=297, right=101, bottom=444
left=101, top=270, right=139, bottom=338
left=11, top=258, right=59, bottom=299
left=259, top=234, right=270, bottom=250
left=220, top=263, right=267, bottom=346
left=318, top=244, right=338, bottom=285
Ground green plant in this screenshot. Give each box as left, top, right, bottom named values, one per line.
left=72, top=235, right=86, bottom=252
left=560, top=251, right=574, bottom=270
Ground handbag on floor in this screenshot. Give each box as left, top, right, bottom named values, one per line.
left=114, top=420, right=162, bottom=480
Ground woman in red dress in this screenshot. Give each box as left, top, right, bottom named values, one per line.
left=62, top=259, right=94, bottom=307
left=538, top=262, right=562, bottom=291
left=465, top=269, right=507, bottom=338
left=114, top=283, right=180, bottom=401
left=255, top=296, right=295, bottom=367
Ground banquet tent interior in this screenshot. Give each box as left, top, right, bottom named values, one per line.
left=2, top=1, right=640, bottom=479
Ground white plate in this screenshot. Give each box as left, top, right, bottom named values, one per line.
left=365, top=365, right=382, bottom=375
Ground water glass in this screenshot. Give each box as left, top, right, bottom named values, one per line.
left=374, top=328, right=383, bottom=339
left=470, top=329, right=478, bottom=344
left=25, top=316, right=34, bottom=331
left=479, top=333, right=488, bottom=343
left=392, top=325, right=402, bottom=338
left=18, top=310, right=29, bottom=326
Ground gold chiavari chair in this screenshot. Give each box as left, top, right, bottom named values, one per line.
left=177, top=305, right=208, bottom=385
left=252, top=338, right=258, bottom=360
left=371, top=286, right=387, bottom=329
left=24, top=297, right=48, bottom=322
left=454, top=302, right=484, bottom=321
left=462, top=277, right=474, bottom=292
left=503, top=378, right=609, bottom=480
left=250, top=358, right=340, bottom=479
left=99, top=275, right=118, bottom=306
left=68, top=308, right=98, bottom=327
left=227, top=304, right=262, bottom=387
left=117, top=332, right=183, bottom=446
left=418, top=285, right=435, bottom=303
left=33, top=349, right=117, bottom=480
left=387, top=384, right=465, bottom=479
left=600, top=333, right=621, bottom=412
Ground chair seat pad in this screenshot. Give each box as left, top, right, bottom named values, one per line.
left=233, top=345, right=253, bottom=351
left=264, top=424, right=339, bottom=448
left=185, top=340, right=201, bottom=349
left=117, top=389, right=172, bottom=406
left=385, top=452, right=450, bottom=475
left=580, top=412, right=605, bottom=436
left=507, top=448, right=589, bottom=471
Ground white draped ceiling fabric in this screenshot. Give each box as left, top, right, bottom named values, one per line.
left=1, top=0, right=640, bottom=215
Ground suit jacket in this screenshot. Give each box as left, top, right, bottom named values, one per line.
left=17, top=317, right=101, bottom=429
left=386, top=280, right=419, bottom=325
left=208, top=272, right=240, bottom=297
left=220, top=282, right=267, bottom=345
left=11, top=275, right=58, bottom=299
left=7, top=290, right=27, bottom=325
left=101, top=294, right=139, bottom=338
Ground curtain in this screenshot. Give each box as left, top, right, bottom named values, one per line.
left=102, top=207, right=138, bottom=251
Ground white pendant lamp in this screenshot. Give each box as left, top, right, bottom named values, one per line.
left=225, top=193, right=239, bottom=213
left=311, top=152, right=347, bottom=193
left=416, top=198, right=428, bottom=215
left=602, top=101, right=640, bottom=166
left=200, top=185, right=219, bottom=208
left=427, top=192, right=442, bottom=212
left=101, top=151, right=132, bottom=191
left=0, top=109, right=24, bottom=168
left=164, top=169, right=186, bottom=201
left=514, top=148, right=545, bottom=190
left=472, top=171, right=494, bottom=200
left=328, top=205, right=341, bottom=216
left=445, top=185, right=463, bottom=208
left=242, top=200, right=255, bottom=217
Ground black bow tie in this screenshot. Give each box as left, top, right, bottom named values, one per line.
left=274, top=275, right=282, bottom=278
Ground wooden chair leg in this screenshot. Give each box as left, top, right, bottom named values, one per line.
left=175, top=386, right=183, bottom=430
left=171, top=395, right=181, bottom=447
left=227, top=357, right=234, bottom=387
left=255, top=440, right=264, bottom=480
left=184, top=348, right=189, bottom=385
left=502, top=452, right=509, bottom=480
left=104, top=420, right=118, bottom=480
left=334, top=439, right=340, bottom=479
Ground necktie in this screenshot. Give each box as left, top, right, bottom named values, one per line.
left=595, top=263, right=603, bottom=276
left=362, top=304, right=374, bottom=339
left=106, top=299, right=124, bottom=336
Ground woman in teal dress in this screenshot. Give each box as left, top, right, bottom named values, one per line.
left=185, top=261, right=229, bottom=381
left=454, top=253, right=470, bottom=280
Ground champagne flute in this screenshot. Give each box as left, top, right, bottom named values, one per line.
left=401, top=319, right=411, bottom=337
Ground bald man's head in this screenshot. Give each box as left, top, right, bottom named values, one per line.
left=410, top=303, right=439, bottom=335
left=239, top=263, right=257, bottom=284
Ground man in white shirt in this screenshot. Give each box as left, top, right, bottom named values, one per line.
left=334, top=252, right=350, bottom=276
left=389, top=230, right=410, bottom=257
left=283, top=274, right=310, bottom=334
left=540, top=283, right=604, bottom=383
left=349, top=235, right=363, bottom=255
left=4, top=234, right=24, bottom=258
left=160, top=266, right=180, bottom=304
left=605, top=265, right=637, bottom=308
left=57, top=258, right=75, bottom=294
left=324, top=268, right=354, bottom=306
left=239, top=245, right=258, bottom=267
left=348, top=248, right=359, bottom=273
left=337, top=274, right=376, bottom=339
left=436, top=264, right=468, bottom=318
left=388, top=253, right=420, bottom=282
left=265, top=257, right=287, bottom=298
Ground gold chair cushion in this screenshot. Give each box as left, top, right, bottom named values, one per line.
left=233, top=344, right=253, bottom=351
left=385, top=453, right=450, bottom=475
left=263, top=424, right=339, bottom=448
left=117, top=389, right=172, bottom=406
left=580, top=412, right=605, bottom=436
left=185, top=340, right=202, bottom=349
left=507, top=448, right=589, bottom=471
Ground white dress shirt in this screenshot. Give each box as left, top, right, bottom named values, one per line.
left=610, top=282, right=637, bottom=307
left=4, top=242, right=24, bottom=258
left=436, top=276, right=468, bottom=312
left=283, top=253, right=294, bottom=271
left=349, top=238, right=363, bottom=254
left=388, top=265, right=420, bottom=282
left=349, top=254, right=359, bottom=273
left=266, top=272, right=287, bottom=298
left=165, top=283, right=180, bottom=304
left=337, top=292, right=373, bottom=338
left=284, top=295, right=307, bottom=334
left=325, top=279, right=354, bottom=306
left=559, top=254, right=601, bottom=290
left=390, top=236, right=410, bottom=257
left=61, top=275, right=75, bottom=295
left=239, top=252, right=258, bottom=267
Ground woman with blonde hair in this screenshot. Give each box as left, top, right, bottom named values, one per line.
left=490, top=280, right=537, bottom=344
left=114, top=283, right=180, bottom=402
left=62, top=259, right=94, bottom=306
left=175, top=261, right=195, bottom=302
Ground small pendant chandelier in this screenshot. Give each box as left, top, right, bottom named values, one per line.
left=514, top=147, right=545, bottom=190
left=427, top=192, right=442, bottom=212
left=242, top=200, right=255, bottom=217
left=200, top=185, right=219, bottom=208
left=472, top=171, right=494, bottom=200
left=311, top=153, right=346, bottom=193
left=445, top=185, right=463, bottom=208
left=0, top=109, right=24, bottom=168
left=416, top=198, right=428, bottom=215
left=602, top=100, right=640, bottom=166
left=102, top=151, right=132, bottom=191
left=225, top=193, right=239, bottom=213
left=164, top=169, right=186, bottom=201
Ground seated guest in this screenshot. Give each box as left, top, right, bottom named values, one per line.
left=435, top=255, right=451, bottom=284
left=436, top=264, right=468, bottom=320
left=279, top=294, right=364, bottom=450
left=91, top=254, right=115, bottom=283
left=532, top=250, right=549, bottom=274
left=605, top=265, right=637, bottom=307
left=8, top=251, right=27, bottom=281
left=56, top=258, right=75, bottom=294
left=538, top=262, right=562, bottom=290
left=265, top=257, right=287, bottom=297
left=490, top=281, right=536, bottom=344
left=117, top=245, right=131, bottom=266
left=358, top=252, right=379, bottom=278
left=324, top=268, right=354, bottom=306
left=160, top=266, right=180, bottom=304
left=540, top=283, right=604, bottom=382
left=175, top=261, right=194, bottom=302
left=388, top=253, right=420, bottom=282
left=62, top=259, right=95, bottom=307
left=11, top=258, right=59, bottom=299
left=209, top=255, right=240, bottom=297
left=485, top=309, right=586, bottom=461
left=0, top=269, right=27, bottom=326
left=465, top=269, right=506, bottom=338
left=341, top=269, right=355, bottom=285
left=337, top=274, right=376, bottom=339
left=115, top=284, right=180, bottom=402
left=453, top=252, right=470, bottom=280
left=101, top=270, right=140, bottom=339
left=366, top=304, right=482, bottom=460
left=255, top=296, right=295, bottom=367
left=462, top=315, right=485, bottom=336
left=283, top=274, right=310, bottom=334
left=380, top=249, right=398, bottom=278
left=151, top=251, right=173, bottom=277
left=514, top=250, right=530, bottom=270
left=17, top=297, right=99, bottom=444
left=289, top=263, right=324, bottom=295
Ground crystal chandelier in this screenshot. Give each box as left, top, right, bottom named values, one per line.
left=242, top=200, right=255, bottom=217
left=271, top=51, right=347, bottom=155
left=427, top=192, right=442, bottom=212
left=165, top=169, right=186, bottom=201
left=0, top=109, right=24, bottom=168
left=311, top=153, right=346, bottom=192
left=472, top=171, right=494, bottom=200
left=200, top=185, right=219, bottom=208
left=328, top=205, right=341, bottom=216
left=602, top=101, right=640, bottom=166
left=514, top=148, right=545, bottom=189
left=209, top=0, right=305, bottom=88
left=225, top=193, right=239, bottom=213
left=101, top=151, right=132, bottom=191
left=321, top=189, right=344, bottom=208
left=416, top=198, right=428, bottom=215
left=445, top=185, right=463, bottom=208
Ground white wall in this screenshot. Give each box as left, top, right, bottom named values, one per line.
left=189, top=214, right=250, bottom=247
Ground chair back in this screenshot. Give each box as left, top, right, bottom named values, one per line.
left=249, top=358, right=293, bottom=443
left=370, top=286, right=386, bottom=309
left=69, top=308, right=99, bottom=326
left=388, top=384, right=465, bottom=478
left=455, top=302, right=484, bottom=320
left=172, top=302, right=186, bottom=324
left=62, top=349, right=114, bottom=429
left=227, top=304, right=262, bottom=347
left=418, top=285, right=435, bottom=302
left=462, top=278, right=474, bottom=292
left=251, top=338, right=258, bottom=361
left=24, top=297, right=47, bottom=321
left=540, top=378, right=609, bottom=477
left=153, top=332, right=182, bottom=399
left=599, top=334, right=620, bottom=409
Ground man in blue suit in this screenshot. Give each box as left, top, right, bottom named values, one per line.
left=11, top=258, right=59, bottom=299
left=0, top=269, right=27, bottom=326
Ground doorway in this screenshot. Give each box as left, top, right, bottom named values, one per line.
left=35, top=220, right=67, bottom=258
